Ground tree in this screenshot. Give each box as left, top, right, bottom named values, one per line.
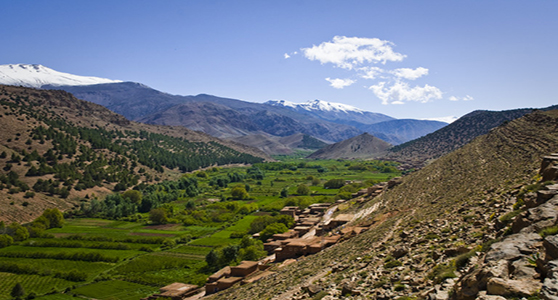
left=324, top=178, right=345, bottom=189
left=11, top=282, right=24, bottom=299
left=42, top=208, right=64, bottom=228
left=149, top=208, right=168, bottom=224
left=205, top=249, right=220, bottom=270
left=296, top=184, right=310, bottom=196
left=280, top=188, right=288, bottom=198
left=122, top=190, right=142, bottom=205
left=311, top=177, right=321, bottom=186
left=0, top=234, right=13, bottom=248
left=231, top=186, right=249, bottom=200
left=260, top=223, right=288, bottom=241
left=8, top=223, right=29, bottom=241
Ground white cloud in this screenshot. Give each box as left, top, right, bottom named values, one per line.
left=359, top=66, right=385, bottom=80
left=284, top=53, right=290, bottom=59
left=390, top=67, right=428, bottom=80
left=369, top=81, right=443, bottom=105
left=301, top=36, right=406, bottom=70
left=325, top=77, right=355, bottom=89
left=449, top=95, right=474, bottom=101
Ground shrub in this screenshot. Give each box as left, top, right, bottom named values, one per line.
left=540, top=226, right=558, bottom=238
left=324, top=179, right=344, bottom=189
left=384, top=259, right=402, bottom=268
left=427, top=263, right=456, bottom=284
left=260, top=223, right=288, bottom=241
left=0, top=234, right=14, bottom=248
left=296, top=184, right=310, bottom=196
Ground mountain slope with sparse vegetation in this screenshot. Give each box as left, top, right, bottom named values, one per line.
left=0, top=85, right=268, bottom=223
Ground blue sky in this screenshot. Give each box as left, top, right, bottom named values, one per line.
left=2, top=0, right=557, bottom=121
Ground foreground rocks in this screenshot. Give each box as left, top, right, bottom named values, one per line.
left=453, top=190, right=558, bottom=299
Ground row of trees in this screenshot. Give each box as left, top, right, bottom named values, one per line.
left=205, top=236, right=267, bottom=272
left=0, top=208, right=64, bottom=247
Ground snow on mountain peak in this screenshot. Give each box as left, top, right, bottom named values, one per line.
left=266, top=99, right=364, bottom=114
left=300, top=99, right=364, bottom=113
left=0, top=64, right=122, bottom=88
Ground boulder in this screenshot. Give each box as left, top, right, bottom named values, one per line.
left=392, top=247, right=408, bottom=259
left=341, top=283, right=361, bottom=296
left=475, top=295, right=507, bottom=300
left=302, top=284, right=322, bottom=296
left=510, top=257, right=538, bottom=280
left=540, top=155, right=558, bottom=182
left=545, top=236, right=558, bottom=261
left=485, top=233, right=541, bottom=262
left=541, top=277, right=558, bottom=300
left=542, top=260, right=558, bottom=299
left=486, top=278, right=542, bottom=297
left=513, top=197, right=558, bottom=233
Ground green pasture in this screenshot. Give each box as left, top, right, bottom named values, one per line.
left=0, top=257, right=112, bottom=280
left=0, top=245, right=142, bottom=260
left=0, top=272, right=72, bottom=300
left=72, top=280, right=157, bottom=300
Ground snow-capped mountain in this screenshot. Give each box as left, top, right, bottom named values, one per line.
left=265, top=99, right=394, bottom=125
left=267, top=99, right=366, bottom=113
left=0, top=64, right=122, bottom=88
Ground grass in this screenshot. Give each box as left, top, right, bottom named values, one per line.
left=540, top=225, right=558, bottom=238
left=72, top=280, right=157, bottom=300
left=0, top=272, right=72, bottom=300
left=0, top=257, right=112, bottom=280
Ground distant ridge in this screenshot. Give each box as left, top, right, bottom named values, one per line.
left=230, top=133, right=328, bottom=155
left=265, top=99, right=394, bottom=126
left=307, top=133, right=391, bottom=160
left=383, top=105, right=558, bottom=166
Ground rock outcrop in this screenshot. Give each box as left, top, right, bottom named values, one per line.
left=453, top=188, right=558, bottom=299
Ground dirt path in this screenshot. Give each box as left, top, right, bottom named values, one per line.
left=351, top=200, right=381, bottom=222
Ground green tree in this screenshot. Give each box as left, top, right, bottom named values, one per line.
left=8, top=223, right=29, bottom=241
left=324, top=178, right=345, bottom=189
left=11, top=282, right=24, bottom=299
left=260, top=223, right=288, bottom=241
left=311, top=177, right=321, bottom=186
left=205, top=249, right=220, bottom=270
left=42, top=208, right=64, bottom=228
left=0, top=234, right=13, bottom=248
left=296, top=184, right=310, bottom=195
left=122, top=190, right=142, bottom=205
left=149, top=208, right=168, bottom=224
left=231, top=186, right=249, bottom=200
left=280, top=188, right=288, bottom=198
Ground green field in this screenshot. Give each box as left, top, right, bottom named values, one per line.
left=0, top=159, right=400, bottom=299
left=72, top=281, right=157, bottom=300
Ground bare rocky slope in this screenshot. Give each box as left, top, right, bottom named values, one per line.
left=207, top=110, right=558, bottom=300
left=307, top=133, right=392, bottom=160
left=383, top=106, right=558, bottom=167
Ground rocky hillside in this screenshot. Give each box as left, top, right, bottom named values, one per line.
left=0, top=85, right=268, bottom=223
left=360, top=118, right=448, bottom=145
left=207, top=110, right=558, bottom=299
left=306, top=133, right=392, bottom=160
left=383, top=106, right=558, bottom=166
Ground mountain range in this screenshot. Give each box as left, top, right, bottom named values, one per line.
left=0, top=64, right=449, bottom=154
